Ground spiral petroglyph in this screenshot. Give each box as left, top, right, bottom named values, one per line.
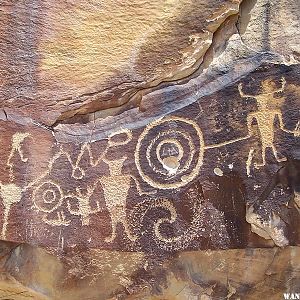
left=135, top=116, right=205, bottom=189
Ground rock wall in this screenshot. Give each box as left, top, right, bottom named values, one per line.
left=0, top=0, right=299, bottom=299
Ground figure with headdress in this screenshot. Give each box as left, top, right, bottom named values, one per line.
left=238, top=77, right=299, bottom=175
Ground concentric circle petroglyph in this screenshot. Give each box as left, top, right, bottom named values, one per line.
left=135, top=116, right=204, bottom=189
left=33, top=181, right=63, bottom=213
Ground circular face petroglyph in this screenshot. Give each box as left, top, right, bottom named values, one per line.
left=135, top=116, right=204, bottom=189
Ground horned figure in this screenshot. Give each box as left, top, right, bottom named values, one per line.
left=238, top=77, right=299, bottom=174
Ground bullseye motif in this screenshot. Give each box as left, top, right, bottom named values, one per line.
left=135, top=116, right=204, bottom=189
left=33, top=181, right=63, bottom=213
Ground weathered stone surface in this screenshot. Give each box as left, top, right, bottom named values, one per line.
left=0, top=243, right=300, bottom=299
left=0, top=0, right=300, bottom=299
left=0, top=0, right=241, bottom=125
left=238, top=0, right=300, bottom=59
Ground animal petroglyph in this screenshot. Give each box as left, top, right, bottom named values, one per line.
left=32, top=179, right=102, bottom=227
left=23, top=129, right=130, bottom=227
left=26, top=128, right=154, bottom=242
left=1, top=75, right=298, bottom=248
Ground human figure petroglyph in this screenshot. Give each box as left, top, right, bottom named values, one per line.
left=1, top=82, right=297, bottom=246
left=26, top=132, right=113, bottom=226
left=66, top=184, right=102, bottom=226
left=23, top=127, right=155, bottom=233
left=32, top=178, right=103, bottom=227
left=238, top=77, right=300, bottom=175
left=0, top=132, right=31, bottom=238
left=100, top=157, right=138, bottom=242
left=7, top=133, right=31, bottom=181
left=100, top=129, right=156, bottom=243
left=0, top=183, right=22, bottom=238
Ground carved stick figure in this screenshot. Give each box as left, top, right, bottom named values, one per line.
left=239, top=77, right=299, bottom=175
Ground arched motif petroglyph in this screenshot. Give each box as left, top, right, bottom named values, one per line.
left=18, top=128, right=155, bottom=242
left=238, top=77, right=300, bottom=175
left=26, top=129, right=137, bottom=230
left=25, top=130, right=129, bottom=189
left=135, top=116, right=205, bottom=190
left=27, top=149, right=105, bottom=227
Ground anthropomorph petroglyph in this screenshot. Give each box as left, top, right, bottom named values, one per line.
left=1, top=77, right=299, bottom=245
left=66, top=184, right=102, bottom=226
left=24, top=127, right=155, bottom=236
left=28, top=132, right=115, bottom=226
left=238, top=77, right=300, bottom=175
left=0, top=133, right=31, bottom=238
left=0, top=183, right=22, bottom=238
left=100, top=129, right=155, bottom=243
left=7, top=132, right=31, bottom=181
left=100, top=157, right=137, bottom=243
left=0, top=132, right=33, bottom=237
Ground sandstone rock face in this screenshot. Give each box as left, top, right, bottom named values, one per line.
left=0, top=0, right=299, bottom=299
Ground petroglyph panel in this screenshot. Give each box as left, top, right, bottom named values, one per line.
left=0, top=63, right=299, bottom=252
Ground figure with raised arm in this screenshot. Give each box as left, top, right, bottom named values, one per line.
left=238, top=77, right=299, bottom=175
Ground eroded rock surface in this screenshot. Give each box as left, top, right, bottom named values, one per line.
left=0, top=243, right=300, bottom=299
